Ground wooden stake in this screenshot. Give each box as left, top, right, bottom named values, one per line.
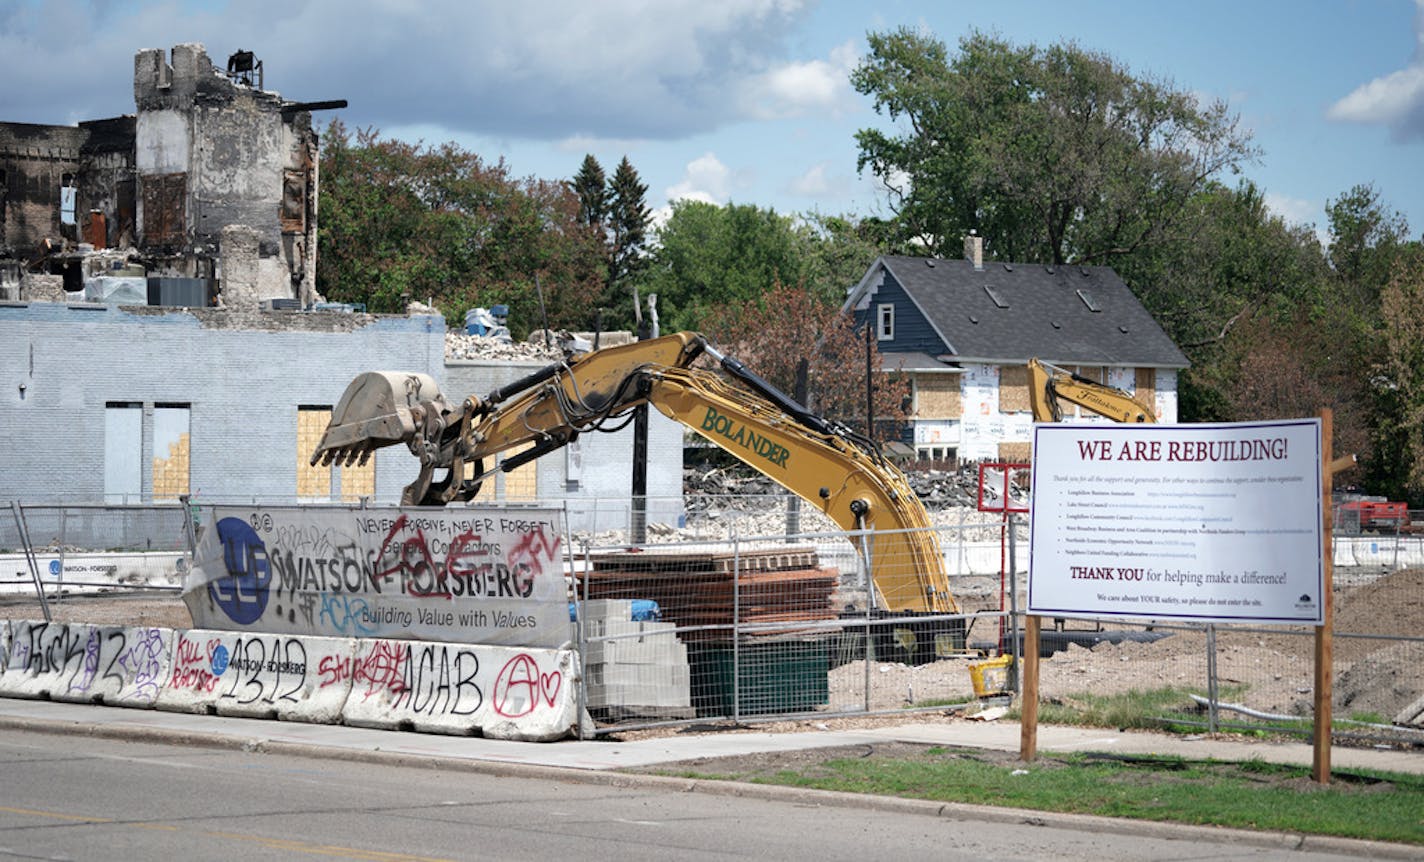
left=1312, top=409, right=1335, bottom=784
left=1020, top=614, right=1041, bottom=762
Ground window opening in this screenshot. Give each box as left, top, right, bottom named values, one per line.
left=877, top=303, right=894, bottom=340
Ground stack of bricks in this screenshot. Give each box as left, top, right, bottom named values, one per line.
left=579, top=599, right=693, bottom=720
left=577, top=546, right=838, bottom=641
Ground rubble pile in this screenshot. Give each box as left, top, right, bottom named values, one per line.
left=444, top=329, right=635, bottom=363
left=684, top=462, right=1017, bottom=512
left=445, top=332, right=564, bottom=362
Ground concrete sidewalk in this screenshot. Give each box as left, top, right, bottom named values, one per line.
left=0, top=698, right=1420, bottom=776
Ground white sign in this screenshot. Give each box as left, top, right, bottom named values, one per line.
left=1029, top=420, right=1323, bottom=624
left=184, top=506, right=572, bottom=648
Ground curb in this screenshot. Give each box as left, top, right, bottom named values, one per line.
left=1, top=714, right=1420, bottom=860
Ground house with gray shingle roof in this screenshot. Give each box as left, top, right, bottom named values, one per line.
left=843, top=236, right=1189, bottom=464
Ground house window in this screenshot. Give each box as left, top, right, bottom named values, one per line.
left=916, top=446, right=957, bottom=464
left=877, top=304, right=894, bottom=340
left=297, top=406, right=375, bottom=501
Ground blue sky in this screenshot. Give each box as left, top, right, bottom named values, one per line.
left=3, top=0, right=1421, bottom=241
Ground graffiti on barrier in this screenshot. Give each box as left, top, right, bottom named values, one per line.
left=348, top=641, right=483, bottom=717
left=492, top=652, right=561, bottom=718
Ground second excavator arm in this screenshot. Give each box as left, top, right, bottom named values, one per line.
left=1027, top=357, right=1157, bottom=424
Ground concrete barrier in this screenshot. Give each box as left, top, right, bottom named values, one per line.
left=0, top=620, right=85, bottom=699
left=47, top=625, right=174, bottom=707
left=341, top=639, right=580, bottom=740
left=155, top=630, right=356, bottom=723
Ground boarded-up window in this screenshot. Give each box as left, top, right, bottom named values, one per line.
left=1075, top=365, right=1105, bottom=384
left=998, top=442, right=1032, bottom=463
left=503, top=443, right=538, bottom=502
left=152, top=404, right=191, bottom=501
left=1135, top=367, right=1156, bottom=407
left=339, top=457, right=375, bottom=502
left=297, top=407, right=333, bottom=500
left=297, top=406, right=375, bottom=501
left=999, top=365, right=1030, bottom=413
left=143, top=172, right=186, bottom=245
left=915, top=374, right=962, bottom=418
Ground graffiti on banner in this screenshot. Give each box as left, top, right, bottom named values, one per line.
left=183, top=507, right=572, bottom=647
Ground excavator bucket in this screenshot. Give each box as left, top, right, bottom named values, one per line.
left=309, top=371, right=452, bottom=468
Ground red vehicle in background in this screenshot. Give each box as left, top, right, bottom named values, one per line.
left=1337, top=497, right=1410, bottom=534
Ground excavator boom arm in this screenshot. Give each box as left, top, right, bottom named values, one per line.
left=311, top=331, right=959, bottom=614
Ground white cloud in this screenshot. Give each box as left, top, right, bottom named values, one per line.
left=740, top=40, right=861, bottom=120
left=0, top=0, right=821, bottom=141
left=786, top=162, right=857, bottom=201
left=1263, top=192, right=1319, bottom=226
left=666, top=152, right=733, bottom=203
left=1325, top=0, right=1424, bottom=140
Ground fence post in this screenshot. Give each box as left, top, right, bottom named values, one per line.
left=57, top=505, right=68, bottom=605
left=11, top=502, right=52, bottom=622
left=577, top=539, right=590, bottom=740
left=854, top=524, right=874, bottom=714
left=1007, top=513, right=1021, bottom=691
left=1206, top=624, right=1219, bottom=733
left=732, top=534, right=741, bottom=723
left=179, top=494, right=200, bottom=566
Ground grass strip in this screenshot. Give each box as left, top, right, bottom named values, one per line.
left=675, top=749, right=1424, bottom=845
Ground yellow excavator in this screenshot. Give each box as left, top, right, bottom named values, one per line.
left=1027, top=358, right=1157, bottom=424
left=311, top=331, right=961, bottom=617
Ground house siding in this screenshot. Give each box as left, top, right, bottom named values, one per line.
left=852, top=270, right=944, bottom=355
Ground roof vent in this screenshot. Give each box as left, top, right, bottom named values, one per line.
left=925, top=259, right=936, bottom=268
left=1119, top=325, right=1130, bottom=334
left=1002, top=263, right=1013, bottom=272
left=969, top=315, right=979, bottom=325
left=1045, top=265, right=1055, bottom=275
left=1051, top=321, right=1061, bottom=329
left=1076, top=289, right=1101, bottom=312
left=983, top=285, right=1009, bottom=308
left=1080, top=267, right=1091, bottom=277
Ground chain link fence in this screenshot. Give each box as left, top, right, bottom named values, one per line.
left=4, top=496, right=1421, bottom=746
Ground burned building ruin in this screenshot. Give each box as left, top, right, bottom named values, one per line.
left=0, top=43, right=344, bottom=310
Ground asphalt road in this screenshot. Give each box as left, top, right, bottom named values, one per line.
left=0, top=728, right=1394, bottom=862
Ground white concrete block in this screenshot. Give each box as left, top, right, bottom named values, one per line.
left=584, top=635, right=687, bottom=666
left=0, top=620, right=76, bottom=699
left=48, top=625, right=174, bottom=707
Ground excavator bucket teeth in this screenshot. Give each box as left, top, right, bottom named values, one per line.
left=310, top=371, right=450, bottom=466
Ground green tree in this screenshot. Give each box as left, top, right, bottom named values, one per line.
left=318, top=122, right=604, bottom=335
left=1326, top=183, right=1410, bottom=311
left=702, top=281, right=909, bottom=441
left=569, top=154, right=608, bottom=227
left=793, top=212, right=902, bottom=307
left=850, top=29, right=1258, bottom=266
left=608, top=157, right=653, bottom=329
left=1379, top=249, right=1424, bottom=504
left=639, top=200, right=803, bottom=332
